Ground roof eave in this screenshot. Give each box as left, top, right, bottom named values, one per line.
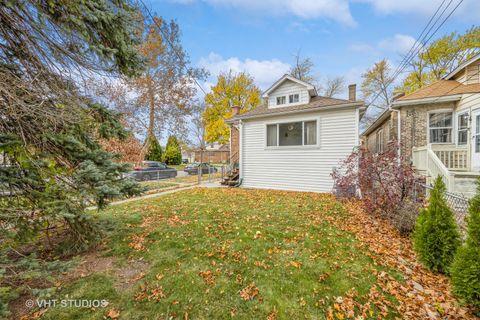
left=262, top=74, right=315, bottom=98
left=226, top=101, right=364, bottom=123
left=443, top=53, right=480, bottom=80
left=391, top=94, right=462, bottom=107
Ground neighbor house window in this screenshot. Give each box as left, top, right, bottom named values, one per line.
left=429, top=112, right=453, bottom=143
left=266, top=120, right=317, bottom=147
left=458, top=112, right=469, bottom=145
left=276, top=96, right=286, bottom=105
left=375, top=129, right=384, bottom=153
left=289, top=94, right=299, bottom=104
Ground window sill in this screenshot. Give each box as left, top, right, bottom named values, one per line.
left=264, top=145, right=320, bottom=151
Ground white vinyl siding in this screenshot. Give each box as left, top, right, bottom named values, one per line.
left=268, top=80, right=309, bottom=108
left=240, top=108, right=358, bottom=192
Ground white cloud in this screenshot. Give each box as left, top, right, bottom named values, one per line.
left=378, top=34, right=416, bottom=54
left=349, top=33, right=416, bottom=56
left=356, top=0, right=480, bottom=20
left=198, top=52, right=291, bottom=90
left=171, top=0, right=356, bottom=26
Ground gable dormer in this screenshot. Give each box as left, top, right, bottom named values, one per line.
left=444, top=54, right=480, bottom=85
left=262, top=74, right=317, bottom=108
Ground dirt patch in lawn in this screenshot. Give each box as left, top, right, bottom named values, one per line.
left=114, top=259, right=150, bottom=290
left=325, top=200, right=478, bottom=319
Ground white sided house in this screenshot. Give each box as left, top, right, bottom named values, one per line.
left=227, top=75, right=365, bottom=192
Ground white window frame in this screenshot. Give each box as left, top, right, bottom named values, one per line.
left=289, top=93, right=299, bottom=104
left=264, top=117, right=320, bottom=149
left=427, top=109, right=454, bottom=144
left=375, top=128, right=384, bottom=154
left=276, top=96, right=286, bottom=105
left=457, top=111, right=469, bottom=146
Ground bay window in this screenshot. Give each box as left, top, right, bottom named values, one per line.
left=266, top=120, right=317, bottom=147
left=429, top=112, right=453, bottom=143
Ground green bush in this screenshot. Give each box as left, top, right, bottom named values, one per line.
left=413, top=176, right=460, bottom=273
left=145, top=136, right=162, bottom=161
left=164, top=135, right=181, bottom=165
left=451, top=178, right=480, bottom=309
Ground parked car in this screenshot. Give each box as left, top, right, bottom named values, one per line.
left=184, top=163, right=218, bottom=175
left=129, top=161, right=177, bottom=181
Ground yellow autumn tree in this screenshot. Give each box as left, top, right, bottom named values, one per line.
left=203, top=71, right=261, bottom=143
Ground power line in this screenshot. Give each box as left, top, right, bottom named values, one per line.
left=137, top=0, right=208, bottom=97
left=366, top=0, right=464, bottom=109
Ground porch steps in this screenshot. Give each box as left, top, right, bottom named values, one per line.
left=221, top=169, right=239, bottom=186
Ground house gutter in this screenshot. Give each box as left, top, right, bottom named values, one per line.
left=226, top=101, right=364, bottom=123
left=391, top=95, right=462, bottom=107
left=238, top=119, right=243, bottom=181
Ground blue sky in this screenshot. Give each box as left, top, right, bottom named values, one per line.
left=144, top=0, right=479, bottom=99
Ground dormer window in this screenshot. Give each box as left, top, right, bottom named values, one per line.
left=289, top=94, right=299, bottom=104
left=276, top=96, right=286, bottom=105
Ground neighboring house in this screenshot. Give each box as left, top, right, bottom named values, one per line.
left=362, top=54, right=480, bottom=197
left=193, top=142, right=229, bottom=163
left=227, top=74, right=365, bottom=192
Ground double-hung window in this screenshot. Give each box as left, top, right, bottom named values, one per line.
left=289, top=94, right=299, bottom=104
left=276, top=96, right=286, bottom=105
left=457, top=112, right=469, bottom=145
left=429, top=112, right=453, bottom=143
left=375, top=129, right=384, bottom=153
left=266, top=120, right=317, bottom=147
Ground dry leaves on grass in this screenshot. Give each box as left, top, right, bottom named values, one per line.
left=134, top=284, right=166, bottom=302
left=105, top=308, right=120, bottom=319
left=198, top=270, right=215, bottom=285
left=325, top=200, right=477, bottom=319
left=239, top=282, right=261, bottom=301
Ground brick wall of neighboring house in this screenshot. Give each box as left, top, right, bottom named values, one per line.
left=230, top=124, right=239, bottom=164
left=365, top=116, right=393, bottom=154
left=399, top=101, right=455, bottom=160
left=194, top=150, right=229, bottom=163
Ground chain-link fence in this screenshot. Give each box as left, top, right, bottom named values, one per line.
left=412, top=182, right=469, bottom=230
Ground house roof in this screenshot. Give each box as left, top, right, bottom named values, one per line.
left=262, top=74, right=316, bottom=98
left=444, top=53, right=480, bottom=80
left=395, top=80, right=480, bottom=102
left=227, top=95, right=364, bottom=122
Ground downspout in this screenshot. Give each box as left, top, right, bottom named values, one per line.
left=392, top=108, right=401, bottom=164
left=239, top=119, right=243, bottom=180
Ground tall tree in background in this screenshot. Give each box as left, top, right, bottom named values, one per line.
left=95, top=16, right=206, bottom=150
left=0, top=1, right=144, bottom=249
left=203, top=71, right=261, bottom=144
left=361, top=59, right=394, bottom=110
left=324, top=76, right=345, bottom=98
left=398, top=27, right=480, bottom=94
left=290, top=51, right=317, bottom=83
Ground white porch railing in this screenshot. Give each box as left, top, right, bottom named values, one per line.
left=431, top=145, right=470, bottom=171
left=412, top=146, right=456, bottom=191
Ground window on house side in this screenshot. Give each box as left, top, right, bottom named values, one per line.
left=429, top=112, right=453, bottom=143
left=375, top=129, right=384, bottom=153
left=279, top=122, right=302, bottom=146
left=276, top=96, right=286, bottom=105
left=289, top=94, right=299, bottom=104
left=266, top=124, right=277, bottom=146
left=458, top=112, right=469, bottom=145
left=266, top=120, right=317, bottom=147
left=304, top=121, right=317, bottom=145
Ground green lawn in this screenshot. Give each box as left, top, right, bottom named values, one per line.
left=40, top=188, right=399, bottom=319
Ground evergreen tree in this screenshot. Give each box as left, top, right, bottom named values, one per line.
left=0, top=1, right=144, bottom=249
left=145, top=136, right=163, bottom=162
left=451, top=178, right=480, bottom=309
left=413, top=176, right=460, bottom=273
left=164, top=135, right=182, bottom=165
